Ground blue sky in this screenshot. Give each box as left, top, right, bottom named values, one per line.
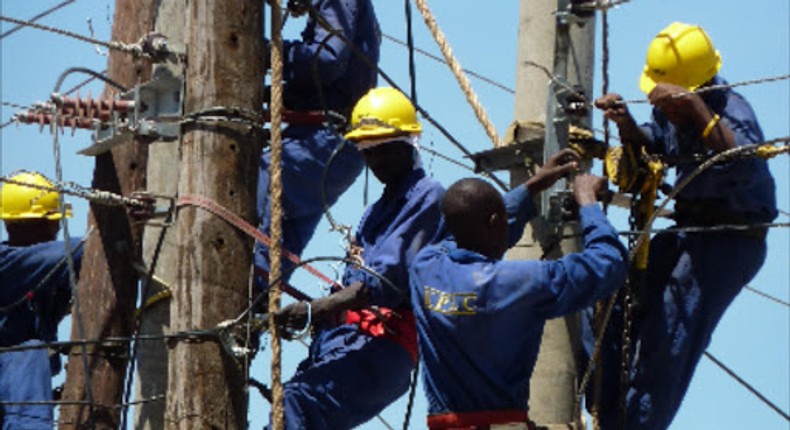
left=1, top=1, right=788, bottom=429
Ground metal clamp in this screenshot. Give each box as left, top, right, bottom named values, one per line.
left=80, top=68, right=184, bottom=156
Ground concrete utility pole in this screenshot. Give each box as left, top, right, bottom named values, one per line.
left=59, top=1, right=156, bottom=428
left=165, top=1, right=264, bottom=429
left=512, top=1, right=595, bottom=428
left=133, top=0, right=187, bottom=429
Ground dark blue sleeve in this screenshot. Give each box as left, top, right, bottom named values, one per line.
left=284, top=0, right=360, bottom=88
left=344, top=190, right=446, bottom=308
left=492, top=205, right=627, bottom=318
left=504, top=184, right=537, bottom=247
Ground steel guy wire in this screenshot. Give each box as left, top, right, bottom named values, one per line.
left=703, top=351, right=790, bottom=422
left=0, top=0, right=76, bottom=40
left=0, top=15, right=148, bottom=57
left=620, top=74, right=790, bottom=105
left=743, top=285, right=790, bottom=308
left=0, top=394, right=165, bottom=410
left=0, top=175, right=152, bottom=210
left=382, top=33, right=515, bottom=95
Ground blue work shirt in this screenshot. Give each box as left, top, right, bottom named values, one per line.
left=255, top=0, right=380, bottom=285
left=411, top=203, right=627, bottom=423
left=269, top=167, right=445, bottom=430
left=283, top=0, right=380, bottom=114
left=0, top=238, right=82, bottom=430
left=641, top=75, right=777, bottom=222
left=341, top=167, right=447, bottom=309
left=0, top=238, right=82, bottom=352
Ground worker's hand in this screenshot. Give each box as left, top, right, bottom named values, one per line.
left=525, top=148, right=580, bottom=194
left=274, top=300, right=310, bottom=331
left=648, top=83, right=707, bottom=127
left=594, top=93, right=632, bottom=126
left=286, top=0, right=309, bottom=17
left=573, top=174, right=608, bottom=207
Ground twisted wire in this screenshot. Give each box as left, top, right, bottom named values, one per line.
left=0, top=0, right=76, bottom=40
left=0, top=15, right=147, bottom=57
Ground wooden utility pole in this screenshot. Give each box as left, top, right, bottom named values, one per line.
left=165, top=1, right=264, bottom=429
left=59, top=1, right=156, bottom=428
left=133, top=1, right=187, bottom=429
left=511, top=1, right=595, bottom=428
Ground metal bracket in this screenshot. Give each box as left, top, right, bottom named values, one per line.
left=80, top=68, right=183, bottom=156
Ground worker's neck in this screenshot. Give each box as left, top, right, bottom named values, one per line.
left=5, top=221, right=59, bottom=246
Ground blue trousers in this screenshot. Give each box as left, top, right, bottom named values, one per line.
left=255, top=125, right=364, bottom=287
left=267, top=324, right=414, bottom=430
left=583, top=230, right=767, bottom=430
left=0, top=340, right=53, bottom=430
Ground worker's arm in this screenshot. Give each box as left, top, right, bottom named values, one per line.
left=648, top=83, right=736, bottom=152
left=283, top=0, right=363, bottom=88
left=499, top=175, right=627, bottom=318
left=274, top=280, right=367, bottom=330
left=504, top=148, right=580, bottom=246
left=595, top=93, right=653, bottom=153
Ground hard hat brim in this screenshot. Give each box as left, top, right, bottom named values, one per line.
left=639, top=70, right=658, bottom=95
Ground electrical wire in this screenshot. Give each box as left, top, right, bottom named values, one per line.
left=0, top=0, right=77, bottom=40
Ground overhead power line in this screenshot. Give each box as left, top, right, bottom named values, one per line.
left=0, top=0, right=76, bottom=40
left=381, top=33, right=514, bottom=95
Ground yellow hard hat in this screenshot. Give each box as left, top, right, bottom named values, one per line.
left=639, top=22, right=722, bottom=94
left=1, top=171, right=71, bottom=220
left=344, top=87, right=422, bottom=143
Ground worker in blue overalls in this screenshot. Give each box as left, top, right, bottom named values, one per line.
left=0, top=171, right=83, bottom=430
left=410, top=166, right=628, bottom=430
left=269, top=87, right=446, bottom=429
left=255, top=0, right=380, bottom=286
left=587, top=22, right=777, bottom=430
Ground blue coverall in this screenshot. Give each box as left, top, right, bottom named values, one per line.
left=0, top=238, right=83, bottom=430
left=410, top=187, right=628, bottom=429
left=271, top=167, right=446, bottom=430
left=255, top=0, right=380, bottom=285
left=583, top=75, right=778, bottom=430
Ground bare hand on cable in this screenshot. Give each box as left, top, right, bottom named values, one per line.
left=594, top=93, right=632, bottom=126
left=525, top=148, right=580, bottom=194
left=573, top=174, right=609, bottom=207
left=647, top=83, right=707, bottom=126
left=274, top=300, right=310, bottom=330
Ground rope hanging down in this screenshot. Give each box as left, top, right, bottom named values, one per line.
left=268, top=2, right=286, bottom=428
left=412, top=0, right=504, bottom=148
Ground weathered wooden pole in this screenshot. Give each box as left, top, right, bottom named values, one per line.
left=133, top=0, right=188, bottom=429
left=165, top=1, right=264, bottom=428
left=59, top=1, right=156, bottom=428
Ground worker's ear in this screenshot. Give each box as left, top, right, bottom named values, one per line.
left=487, top=212, right=501, bottom=230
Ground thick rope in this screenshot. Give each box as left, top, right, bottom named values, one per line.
left=412, top=0, right=504, bottom=148
left=268, top=2, right=286, bottom=428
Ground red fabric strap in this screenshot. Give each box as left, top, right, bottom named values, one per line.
left=427, top=410, right=531, bottom=430
left=176, top=194, right=341, bottom=289
left=346, top=307, right=418, bottom=362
